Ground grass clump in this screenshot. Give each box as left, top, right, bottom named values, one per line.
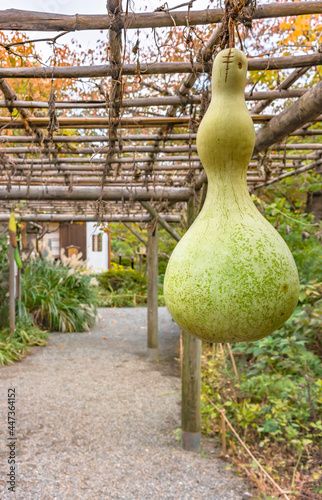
left=21, top=252, right=98, bottom=332
left=0, top=317, right=49, bottom=366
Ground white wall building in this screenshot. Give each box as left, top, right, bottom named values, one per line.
left=38, top=222, right=110, bottom=272
left=86, top=222, right=109, bottom=273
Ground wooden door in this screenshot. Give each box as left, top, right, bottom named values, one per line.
left=60, top=223, right=87, bottom=260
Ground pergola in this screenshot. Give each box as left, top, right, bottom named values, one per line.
left=0, top=0, right=321, bottom=453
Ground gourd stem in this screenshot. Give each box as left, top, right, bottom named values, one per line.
left=229, top=19, right=235, bottom=48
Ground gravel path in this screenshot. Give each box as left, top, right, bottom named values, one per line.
left=0, top=307, right=250, bottom=500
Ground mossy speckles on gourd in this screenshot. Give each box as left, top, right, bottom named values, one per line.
left=164, top=48, right=299, bottom=343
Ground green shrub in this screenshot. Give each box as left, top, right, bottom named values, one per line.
left=201, top=285, right=322, bottom=497
left=97, top=264, right=147, bottom=294
left=97, top=264, right=166, bottom=307
left=202, top=297, right=322, bottom=444
left=21, top=254, right=98, bottom=332
left=0, top=317, right=49, bottom=365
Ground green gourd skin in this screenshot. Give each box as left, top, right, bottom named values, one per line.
left=164, top=48, right=299, bottom=343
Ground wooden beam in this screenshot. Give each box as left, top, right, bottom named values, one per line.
left=0, top=89, right=307, bottom=111
left=103, top=0, right=123, bottom=186
left=0, top=145, right=199, bottom=155
left=181, top=198, right=201, bottom=452
left=253, top=157, right=322, bottom=189
left=3, top=164, right=201, bottom=172
left=250, top=67, right=309, bottom=115
left=4, top=155, right=201, bottom=164
left=0, top=116, right=197, bottom=128
left=291, top=129, right=322, bottom=136
left=0, top=114, right=273, bottom=128
left=0, top=54, right=321, bottom=79
left=3, top=151, right=318, bottom=170
left=181, top=330, right=201, bottom=452
left=0, top=185, right=192, bottom=202
left=2, top=143, right=322, bottom=156
left=0, top=2, right=321, bottom=31
left=141, top=201, right=181, bottom=242
left=0, top=78, right=33, bottom=132
left=254, top=81, right=322, bottom=154
left=147, top=222, right=158, bottom=359
left=0, top=214, right=181, bottom=223
left=122, top=222, right=147, bottom=246
left=0, top=95, right=200, bottom=110
left=0, top=133, right=201, bottom=143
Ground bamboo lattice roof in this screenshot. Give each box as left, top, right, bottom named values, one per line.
left=0, top=0, right=321, bottom=222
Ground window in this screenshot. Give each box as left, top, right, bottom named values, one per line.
left=92, top=233, right=102, bottom=252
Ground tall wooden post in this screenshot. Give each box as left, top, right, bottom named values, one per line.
left=9, top=244, right=15, bottom=333
left=147, top=221, right=158, bottom=359
left=108, top=224, right=111, bottom=270
left=181, top=332, right=202, bottom=451
left=181, top=197, right=202, bottom=452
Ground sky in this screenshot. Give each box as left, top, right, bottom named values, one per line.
left=6, top=0, right=215, bottom=60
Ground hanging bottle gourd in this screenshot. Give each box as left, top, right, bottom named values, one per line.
left=164, top=48, right=299, bottom=343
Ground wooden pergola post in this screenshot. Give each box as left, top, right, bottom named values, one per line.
left=147, top=221, right=158, bottom=360
left=9, top=243, right=15, bottom=332
left=181, top=332, right=202, bottom=451
left=181, top=197, right=202, bottom=452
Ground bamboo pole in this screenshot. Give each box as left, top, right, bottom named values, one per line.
left=140, top=201, right=181, bottom=242
left=2, top=124, right=319, bottom=145
left=227, top=343, right=239, bottom=379
left=123, top=222, right=147, bottom=246
left=0, top=214, right=181, bottom=223
left=0, top=145, right=199, bottom=154
left=0, top=2, right=321, bottom=31
left=0, top=54, right=321, bottom=79
left=0, top=163, right=299, bottom=176
left=250, top=67, right=309, bottom=115
left=254, top=158, right=322, bottom=189
left=291, top=129, right=322, bottom=136
left=147, top=222, right=158, bottom=360
left=221, top=409, right=227, bottom=456
left=9, top=243, right=15, bottom=333
left=0, top=114, right=274, bottom=129
left=0, top=185, right=192, bottom=201
left=0, top=133, right=200, bottom=143
left=5, top=153, right=316, bottom=166
left=0, top=78, right=44, bottom=142
left=7, top=156, right=200, bottom=164
left=0, top=164, right=202, bottom=172
left=254, top=81, right=322, bottom=154
left=2, top=143, right=321, bottom=155
left=0, top=177, right=197, bottom=187
left=103, top=0, right=123, bottom=186
left=0, top=89, right=307, bottom=111
left=0, top=178, right=261, bottom=187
